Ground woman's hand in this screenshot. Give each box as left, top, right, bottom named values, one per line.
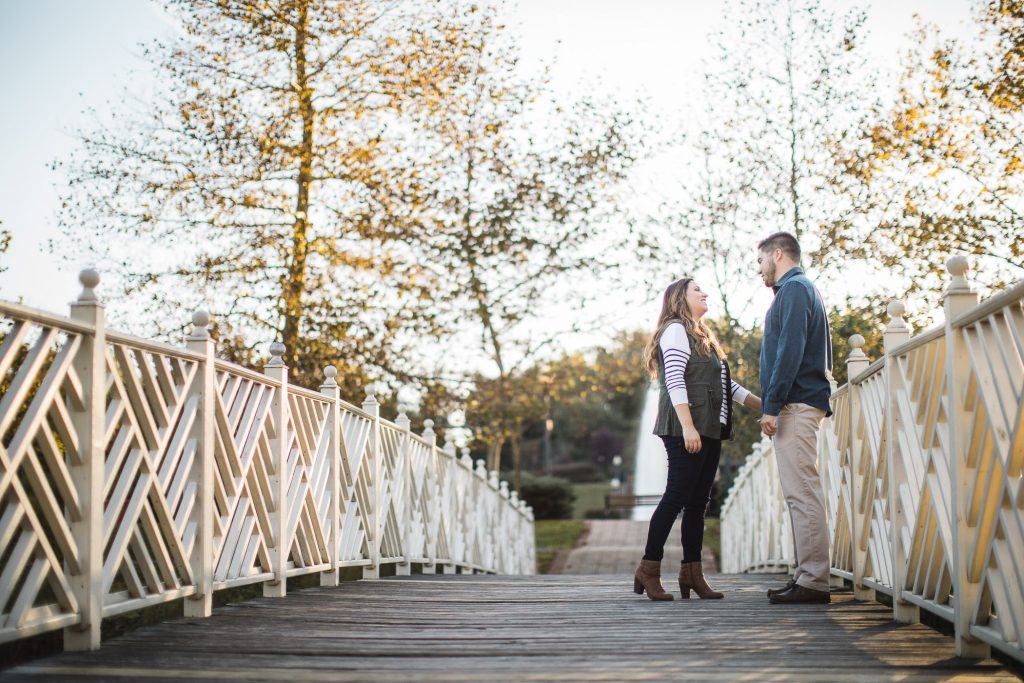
left=673, top=404, right=702, bottom=453
left=744, top=394, right=763, bottom=411
left=682, top=425, right=702, bottom=454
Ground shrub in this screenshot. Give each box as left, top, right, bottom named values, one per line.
left=517, top=473, right=576, bottom=519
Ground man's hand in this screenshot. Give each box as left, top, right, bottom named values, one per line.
left=760, top=414, right=778, bottom=437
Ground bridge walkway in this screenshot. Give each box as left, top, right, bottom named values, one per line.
left=4, top=573, right=1017, bottom=682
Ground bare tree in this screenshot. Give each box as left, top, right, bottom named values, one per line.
left=657, top=0, right=872, bottom=322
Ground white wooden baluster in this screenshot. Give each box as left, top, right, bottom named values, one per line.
left=509, top=489, right=522, bottom=574
left=943, top=256, right=990, bottom=658
left=362, top=384, right=381, bottom=580
left=883, top=300, right=919, bottom=623
left=263, top=341, right=289, bottom=597
left=320, top=366, right=341, bottom=587
left=395, top=407, right=413, bottom=577
left=441, top=439, right=458, bottom=575
left=473, top=459, right=488, bottom=575
left=846, top=333, right=874, bottom=601
left=521, top=499, right=535, bottom=575
left=458, top=448, right=474, bottom=574
left=821, top=366, right=845, bottom=590
left=64, top=268, right=105, bottom=651
left=487, top=469, right=499, bottom=572
left=420, top=420, right=439, bottom=574
left=184, top=310, right=215, bottom=617
left=498, top=481, right=510, bottom=574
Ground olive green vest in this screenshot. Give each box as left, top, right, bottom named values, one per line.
left=653, top=330, right=732, bottom=440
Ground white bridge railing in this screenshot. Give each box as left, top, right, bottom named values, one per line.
left=721, top=257, right=1024, bottom=664
left=0, top=270, right=535, bottom=652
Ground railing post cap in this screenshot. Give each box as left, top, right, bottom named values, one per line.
left=945, top=255, right=974, bottom=295
left=188, top=309, right=211, bottom=339
left=320, top=365, right=339, bottom=391
left=885, top=299, right=909, bottom=334
left=77, top=267, right=101, bottom=303
left=946, top=254, right=969, bottom=277
left=364, top=383, right=376, bottom=398
left=267, top=341, right=286, bottom=367
left=847, top=334, right=867, bottom=361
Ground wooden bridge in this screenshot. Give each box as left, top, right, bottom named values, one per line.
left=1, top=259, right=1023, bottom=680
left=3, top=572, right=1019, bottom=681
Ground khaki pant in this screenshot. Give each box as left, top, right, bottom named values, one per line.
left=773, top=402, right=830, bottom=592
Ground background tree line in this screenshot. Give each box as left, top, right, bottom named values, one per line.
left=44, top=0, right=1024, bottom=516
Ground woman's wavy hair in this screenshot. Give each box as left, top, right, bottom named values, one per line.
left=643, top=277, right=725, bottom=379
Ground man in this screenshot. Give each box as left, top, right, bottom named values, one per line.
left=756, top=231, right=833, bottom=604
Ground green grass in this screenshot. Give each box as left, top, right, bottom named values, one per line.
left=571, top=482, right=611, bottom=518
left=534, top=519, right=587, bottom=574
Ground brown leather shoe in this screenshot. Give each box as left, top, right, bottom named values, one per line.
left=634, top=559, right=674, bottom=601
left=766, top=579, right=796, bottom=597
left=768, top=583, right=830, bottom=604
left=678, top=561, right=724, bottom=599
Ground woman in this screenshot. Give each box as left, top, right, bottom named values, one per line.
left=634, top=278, right=762, bottom=601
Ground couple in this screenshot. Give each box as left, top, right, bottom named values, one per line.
left=633, top=231, right=833, bottom=604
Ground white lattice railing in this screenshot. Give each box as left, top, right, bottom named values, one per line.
left=0, top=270, right=535, bottom=652
left=721, top=257, right=1024, bottom=664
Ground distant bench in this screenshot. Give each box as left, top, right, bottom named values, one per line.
left=604, top=494, right=662, bottom=511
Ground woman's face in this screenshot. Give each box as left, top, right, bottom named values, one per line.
left=684, top=281, right=709, bottom=319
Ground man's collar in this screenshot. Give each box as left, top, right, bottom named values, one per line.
left=772, top=266, right=803, bottom=293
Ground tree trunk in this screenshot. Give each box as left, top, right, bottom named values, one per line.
left=510, top=435, right=522, bottom=492
left=784, top=1, right=802, bottom=241
left=280, top=0, right=314, bottom=367
left=490, top=436, right=505, bottom=473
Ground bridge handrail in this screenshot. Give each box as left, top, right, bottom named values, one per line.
left=0, top=271, right=535, bottom=653
left=721, top=256, right=1024, bottom=664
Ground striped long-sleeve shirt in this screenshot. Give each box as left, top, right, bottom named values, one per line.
left=660, top=322, right=750, bottom=425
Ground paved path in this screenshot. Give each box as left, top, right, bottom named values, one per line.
left=558, top=519, right=717, bottom=574
left=5, top=574, right=1016, bottom=682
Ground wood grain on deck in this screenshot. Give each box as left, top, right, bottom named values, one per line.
left=4, top=574, right=1017, bottom=682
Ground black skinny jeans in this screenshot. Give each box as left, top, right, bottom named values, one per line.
left=642, top=435, right=721, bottom=563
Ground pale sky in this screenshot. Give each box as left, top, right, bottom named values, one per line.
left=0, top=1, right=976, bottom=342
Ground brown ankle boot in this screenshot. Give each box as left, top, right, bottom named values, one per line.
left=679, top=561, right=724, bottom=599
left=633, top=559, right=674, bottom=601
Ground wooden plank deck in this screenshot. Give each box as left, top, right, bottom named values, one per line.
left=4, top=574, right=1018, bottom=682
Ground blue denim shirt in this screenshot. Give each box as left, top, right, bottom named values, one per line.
left=759, top=267, right=833, bottom=417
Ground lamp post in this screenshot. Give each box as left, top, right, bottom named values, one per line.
left=611, top=454, right=623, bottom=490
left=539, top=367, right=553, bottom=476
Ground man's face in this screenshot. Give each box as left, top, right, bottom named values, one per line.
left=757, top=248, right=777, bottom=288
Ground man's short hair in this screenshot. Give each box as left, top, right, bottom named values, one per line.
left=757, top=231, right=801, bottom=261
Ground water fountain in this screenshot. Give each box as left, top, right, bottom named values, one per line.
left=631, top=381, right=666, bottom=520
